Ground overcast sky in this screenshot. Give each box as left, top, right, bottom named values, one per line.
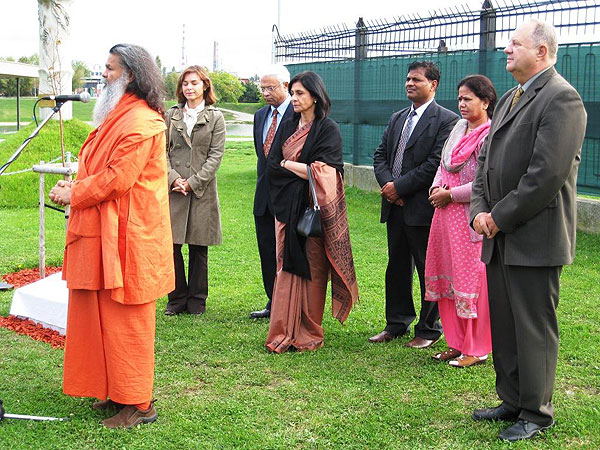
left=1, top=0, right=489, bottom=76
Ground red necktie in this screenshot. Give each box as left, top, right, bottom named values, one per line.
left=263, top=109, right=278, bottom=157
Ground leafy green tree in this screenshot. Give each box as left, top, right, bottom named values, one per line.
left=210, top=71, right=244, bottom=103
left=164, top=70, right=180, bottom=101
left=71, top=60, right=90, bottom=91
left=238, top=81, right=260, bottom=103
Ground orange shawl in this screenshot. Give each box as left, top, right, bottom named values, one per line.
left=63, top=93, right=174, bottom=304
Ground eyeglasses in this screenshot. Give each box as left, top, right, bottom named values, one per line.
left=260, top=84, right=282, bottom=93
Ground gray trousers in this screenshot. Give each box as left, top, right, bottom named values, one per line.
left=486, top=235, right=561, bottom=427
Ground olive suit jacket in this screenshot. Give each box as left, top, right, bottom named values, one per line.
left=470, top=67, right=587, bottom=266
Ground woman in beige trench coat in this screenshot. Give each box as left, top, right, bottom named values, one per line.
left=165, top=66, right=226, bottom=315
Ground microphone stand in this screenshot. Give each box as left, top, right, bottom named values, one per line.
left=0, top=104, right=73, bottom=422
left=0, top=101, right=68, bottom=176
left=0, top=399, right=70, bottom=422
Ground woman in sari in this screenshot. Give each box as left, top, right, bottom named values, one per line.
left=265, top=71, right=359, bottom=353
left=425, top=75, right=497, bottom=367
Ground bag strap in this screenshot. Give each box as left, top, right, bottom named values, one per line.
left=306, top=165, right=320, bottom=210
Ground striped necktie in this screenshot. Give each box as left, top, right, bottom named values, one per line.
left=509, top=87, right=524, bottom=112
left=392, top=110, right=416, bottom=179
left=263, top=109, right=278, bottom=157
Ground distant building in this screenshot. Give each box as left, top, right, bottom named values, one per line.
left=213, top=41, right=219, bottom=72
left=80, top=64, right=104, bottom=97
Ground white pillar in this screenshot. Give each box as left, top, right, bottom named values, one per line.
left=38, top=0, right=75, bottom=120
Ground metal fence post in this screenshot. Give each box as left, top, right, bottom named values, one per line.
left=16, top=78, right=21, bottom=131
left=354, top=18, right=368, bottom=166
left=39, top=161, right=45, bottom=279
left=479, top=0, right=497, bottom=75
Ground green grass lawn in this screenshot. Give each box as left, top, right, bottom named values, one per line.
left=218, top=102, right=263, bottom=115
left=0, top=144, right=599, bottom=449
left=0, top=97, right=96, bottom=124
left=0, top=120, right=92, bottom=208
left=0, top=98, right=257, bottom=124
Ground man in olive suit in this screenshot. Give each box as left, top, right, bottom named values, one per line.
left=470, top=19, right=587, bottom=442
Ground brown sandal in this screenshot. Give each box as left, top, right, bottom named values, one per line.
left=449, top=354, right=488, bottom=367
left=431, top=348, right=461, bottom=361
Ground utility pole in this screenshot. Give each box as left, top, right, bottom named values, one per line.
left=272, top=0, right=282, bottom=64
left=277, top=0, right=281, bottom=31
left=213, top=41, right=219, bottom=71
left=180, top=24, right=187, bottom=70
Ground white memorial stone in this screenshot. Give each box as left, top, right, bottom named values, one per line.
left=38, top=0, right=75, bottom=120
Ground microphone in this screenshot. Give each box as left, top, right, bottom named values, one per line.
left=40, top=92, right=91, bottom=103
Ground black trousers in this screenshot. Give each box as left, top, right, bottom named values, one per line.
left=167, top=243, right=208, bottom=314
left=384, top=205, right=441, bottom=339
left=254, top=211, right=277, bottom=310
left=486, top=235, right=561, bottom=427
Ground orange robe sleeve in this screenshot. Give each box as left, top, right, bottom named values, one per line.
left=70, top=137, right=157, bottom=210
left=65, top=133, right=174, bottom=304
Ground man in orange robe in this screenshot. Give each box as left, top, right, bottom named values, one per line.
left=49, top=44, right=174, bottom=429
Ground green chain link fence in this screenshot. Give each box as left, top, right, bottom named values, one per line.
left=286, top=43, right=599, bottom=195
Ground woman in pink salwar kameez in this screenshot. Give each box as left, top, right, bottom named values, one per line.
left=425, top=75, right=497, bottom=367
left=265, top=71, right=358, bottom=353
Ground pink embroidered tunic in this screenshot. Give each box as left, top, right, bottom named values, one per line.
left=424, top=119, right=492, bottom=356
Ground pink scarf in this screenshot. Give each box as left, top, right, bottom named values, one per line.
left=448, top=121, right=490, bottom=169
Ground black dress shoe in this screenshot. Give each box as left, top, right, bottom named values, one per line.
left=250, top=308, right=270, bottom=319
left=472, top=404, right=519, bottom=422
left=499, top=419, right=554, bottom=442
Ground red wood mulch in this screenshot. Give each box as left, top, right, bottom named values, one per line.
left=3, top=266, right=62, bottom=288
left=1, top=266, right=65, bottom=349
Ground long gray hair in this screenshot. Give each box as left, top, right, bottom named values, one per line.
left=109, top=43, right=165, bottom=115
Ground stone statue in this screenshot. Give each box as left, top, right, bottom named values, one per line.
left=38, top=0, right=74, bottom=120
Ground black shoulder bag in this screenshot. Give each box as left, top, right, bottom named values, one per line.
left=296, top=165, right=322, bottom=237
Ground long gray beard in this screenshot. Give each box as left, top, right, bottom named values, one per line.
left=93, top=72, right=130, bottom=126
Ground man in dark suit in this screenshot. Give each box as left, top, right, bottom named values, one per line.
left=249, top=65, right=294, bottom=319
left=470, top=20, right=586, bottom=442
left=371, top=61, right=458, bottom=347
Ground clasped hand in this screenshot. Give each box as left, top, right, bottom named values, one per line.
left=428, top=186, right=452, bottom=209
left=172, top=177, right=190, bottom=196
left=49, top=180, right=72, bottom=206
left=381, top=181, right=404, bottom=206
left=473, top=212, right=500, bottom=239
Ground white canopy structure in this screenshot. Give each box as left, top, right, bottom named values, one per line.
left=0, top=60, right=39, bottom=131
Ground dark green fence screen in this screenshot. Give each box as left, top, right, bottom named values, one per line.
left=275, top=0, right=600, bottom=195
left=286, top=45, right=599, bottom=195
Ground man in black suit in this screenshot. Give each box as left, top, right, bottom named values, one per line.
left=471, top=20, right=586, bottom=442
left=249, top=65, right=294, bottom=319
left=371, top=61, right=458, bottom=347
